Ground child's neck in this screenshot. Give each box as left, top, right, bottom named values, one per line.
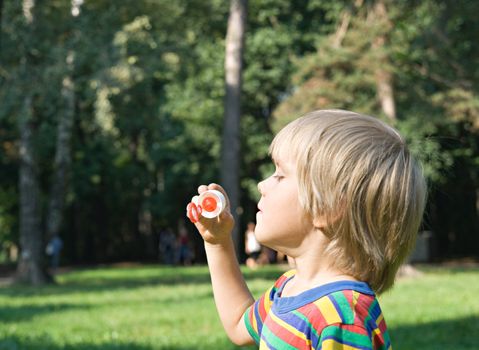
left=281, top=255, right=357, bottom=297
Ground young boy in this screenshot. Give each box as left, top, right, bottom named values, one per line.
left=186, top=109, right=426, bottom=349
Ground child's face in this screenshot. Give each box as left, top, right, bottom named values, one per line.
left=255, top=154, right=314, bottom=253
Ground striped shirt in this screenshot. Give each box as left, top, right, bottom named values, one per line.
left=243, top=270, right=392, bottom=349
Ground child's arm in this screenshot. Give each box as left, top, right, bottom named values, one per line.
left=187, top=183, right=255, bottom=346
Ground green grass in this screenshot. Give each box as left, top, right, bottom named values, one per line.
left=381, top=266, right=479, bottom=349
left=0, top=265, right=478, bottom=350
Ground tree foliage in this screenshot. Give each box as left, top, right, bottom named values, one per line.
left=0, top=0, right=477, bottom=268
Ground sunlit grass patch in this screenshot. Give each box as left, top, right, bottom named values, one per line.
left=0, top=264, right=478, bottom=349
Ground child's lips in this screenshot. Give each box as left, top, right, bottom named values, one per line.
left=257, top=200, right=265, bottom=215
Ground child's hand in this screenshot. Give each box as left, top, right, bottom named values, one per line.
left=186, top=183, right=235, bottom=245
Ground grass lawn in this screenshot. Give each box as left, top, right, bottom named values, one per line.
left=0, top=264, right=478, bottom=350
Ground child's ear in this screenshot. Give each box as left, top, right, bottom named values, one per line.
left=313, top=215, right=328, bottom=229
left=312, top=208, right=344, bottom=229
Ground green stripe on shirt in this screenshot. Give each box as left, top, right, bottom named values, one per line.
left=330, top=291, right=356, bottom=324
left=320, top=324, right=373, bottom=348
left=243, top=308, right=260, bottom=344
left=260, top=323, right=300, bottom=350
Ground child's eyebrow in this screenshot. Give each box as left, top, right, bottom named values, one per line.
left=272, top=158, right=288, bottom=173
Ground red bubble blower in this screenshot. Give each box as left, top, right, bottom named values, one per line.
left=192, top=190, right=226, bottom=219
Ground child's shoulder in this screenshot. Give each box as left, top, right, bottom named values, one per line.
left=309, top=289, right=391, bottom=349
left=310, top=288, right=378, bottom=325
left=271, top=270, right=382, bottom=325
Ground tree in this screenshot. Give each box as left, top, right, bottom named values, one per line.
left=0, top=0, right=3, bottom=50
left=370, top=0, right=396, bottom=121
left=46, top=0, right=81, bottom=254
left=221, top=0, right=247, bottom=256
left=1, top=0, right=476, bottom=267
left=273, top=0, right=479, bottom=261
left=15, top=0, right=50, bottom=284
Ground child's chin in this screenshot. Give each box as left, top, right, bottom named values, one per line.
left=253, top=228, right=267, bottom=244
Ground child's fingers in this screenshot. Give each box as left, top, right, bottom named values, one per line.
left=189, top=202, right=205, bottom=224
left=192, top=205, right=199, bottom=222
left=187, top=202, right=201, bottom=223
left=198, top=184, right=209, bottom=194
left=186, top=203, right=196, bottom=223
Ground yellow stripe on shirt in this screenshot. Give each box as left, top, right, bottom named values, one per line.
left=313, top=297, right=342, bottom=325
left=376, top=312, right=384, bottom=325
left=269, top=311, right=311, bottom=345
left=252, top=308, right=258, bottom=333
left=263, top=287, right=273, bottom=312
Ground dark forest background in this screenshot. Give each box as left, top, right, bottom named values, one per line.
left=0, top=0, right=478, bottom=283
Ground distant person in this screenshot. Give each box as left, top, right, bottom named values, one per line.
left=159, top=228, right=176, bottom=265
left=259, top=245, right=277, bottom=265
left=176, top=227, right=192, bottom=265
left=258, top=246, right=295, bottom=267
left=46, top=235, right=63, bottom=270
left=186, top=110, right=426, bottom=348
left=244, top=222, right=261, bottom=268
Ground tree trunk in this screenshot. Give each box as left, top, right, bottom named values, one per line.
left=221, top=0, right=247, bottom=257
left=16, top=0, right=50, bottom=285
left=332, top=0, right=363, bottom=49
left=16, top=96, right=50, bottom=284
left=139, top=207, right=155, bottom=259
left=46, top=52, right=75, bottom=241
left=371, top=0, right=396, bottom=121
left=0, top=0, right=4, bottom=51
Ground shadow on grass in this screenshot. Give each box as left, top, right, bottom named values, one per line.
left=0, top=338, right=155, bottom=350
left=0, top=265, right=285, bottom=328
left=0, top=289, right=216, bottom=325
left=0, top=303, right=87, bottom=323
left=0, top=266, right=212, bottom=297
left=2, top=316, right=476, bottom=349
left=0, top=338, right=255, bottom=350
left=390, top=315, right=479, bottom=350
left=415, top=264, right=479, bottom=275
left=0, top=265, right=285, bottom=298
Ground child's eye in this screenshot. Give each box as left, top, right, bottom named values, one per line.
left=273, top=174, right=284, bottom=182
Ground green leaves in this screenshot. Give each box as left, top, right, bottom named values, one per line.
left=0, top=0, right=477, bottom=263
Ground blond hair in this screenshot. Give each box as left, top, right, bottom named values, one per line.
left=270, top=110, right=427, bottom=294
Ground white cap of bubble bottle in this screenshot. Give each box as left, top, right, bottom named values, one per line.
left=192, top=190, right=226, bottom=219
